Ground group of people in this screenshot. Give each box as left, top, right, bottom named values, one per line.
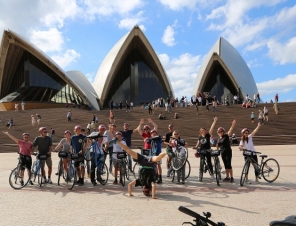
left=5, top=111, right=264, bottom=198
left=31, top=113, right=42, bottom=126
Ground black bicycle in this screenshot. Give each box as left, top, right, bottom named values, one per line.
left=56, top=151, right=69, bottom=185
left=9, top=153, right=32, bottom=189
left=240, top=150, right=280, bottom=186
left=178, top=206, right=225, bottom=226
left=211, top=149, right=224, bottom=186
left=196, top=148, right=212, bottom=182
left=116, top=152, right=129, bottom=186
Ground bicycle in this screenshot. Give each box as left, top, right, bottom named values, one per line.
left=9, top=153, right=32, bottom=189
left=178, top=206, right=225, bottom=226
left=31, top=152, right=49, bottom=187
left=116, top=152, right=129, bottom=186
left=196, top=148, right=213, bottom=182
left=66, top=153, right=79, bottom=190
left=56, top=151, right=69, bottom=185
left=170, top=159, right=191, bottom=183
left=269, top=215, right=296, bottom=226
left=211, top=149, right=224, bottom=186
left=169, top=144, right=190, bottom=182
left=240, top=150, right=280, bottom=186
left=83, top=133, right=109, bottom=185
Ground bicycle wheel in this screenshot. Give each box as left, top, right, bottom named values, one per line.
left=214, top=157, right=220, bottom=186
left=184, top=159, right=191, bottom=180
left=133, top=162, right=140, bottom=179
left=31, top=161, right=38, bottom=182
left=217, top=158, right=222, bottom=180
left=9, top=166, right=30, bottom=189
left=37, top=169, right=42, bottom=187
left=84, top=145, right=94, bottom=161
left=262, top=158, right=280, bottom=183
left=171, top=156, right=186, bottom=171
left=199, top=158, right=204, bottom=182
left=240, top=161, right=250, bottom=186
left=125, top=159, right=130, bottom=180
left=66, top=164, right=76, bottom=190
left=57, top=159, right=63, bottom=185
left=97, top=163, right=109, bottom=185
left=120, top=161, right=125, bottom=186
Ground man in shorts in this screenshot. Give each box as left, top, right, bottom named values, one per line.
left=32, top=127, right=53, bottom=184
left=108, top=138, right=167, bottom=199
left=163, top=124, right=174, bottom=177
left=70, top=125, right=86, bottom=186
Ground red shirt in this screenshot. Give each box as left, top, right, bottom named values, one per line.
left=142, top=132, right=152, bottom=149
left=18, top=140, right=33, bottom=156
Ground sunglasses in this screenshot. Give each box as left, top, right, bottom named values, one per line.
left=173, top=133, right=178, bottom=135
left=112, top=125, right=116, bottom=127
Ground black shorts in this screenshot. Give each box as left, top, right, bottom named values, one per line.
left=21, top=156, right=32, bottom=170
left=221, top=152, right=232, bottom=169
left=74, top=158, right=84, bottom=167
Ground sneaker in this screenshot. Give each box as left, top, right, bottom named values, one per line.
left=246, top=179, right=251, bottom=184
left=113, top=180, right=118, bottom=184
left=157, top=180, right=162, bottom=184
left=20, top=180, right=24, bottom=186
left=210, top=175, right=215, bottom=180
left=29, top=180, right=34, bottom=185
left=255, top=178, right=260, bottom=184
left=92, top=181, right=97, bottom=186
left=182, top=181, right=185, bottom=184
left=230, top=177, right=234, bottom=183
left=223, top=177, right=230, bottom=182
left=176, top=180, right=180, bottom=184
left=119, top=179, right=123, bottom=184
left=48, top=178, right=52, bottom=184
left=167, top=169, right=172, bottom=177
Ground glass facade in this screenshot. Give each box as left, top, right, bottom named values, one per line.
left=104, top=49, right=168, bottom=107
left=202, top=62, right=237, bottom=103
left=0, top=51, right=86, bottom=105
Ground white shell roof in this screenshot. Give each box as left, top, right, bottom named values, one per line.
left=193, top=37, right=258, bottom=98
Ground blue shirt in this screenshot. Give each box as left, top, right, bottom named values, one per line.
left=148, top=136, right=162, bottom=156
left=70, top=134, right=86, bottom=154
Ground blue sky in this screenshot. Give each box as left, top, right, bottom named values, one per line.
left=1, top=0, right=296, bottom=102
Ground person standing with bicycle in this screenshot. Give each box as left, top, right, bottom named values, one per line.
left=3, top=131, right=34, bottom=185
left=120, top=122, right=139, bottom=172
left=110, top=131, right=127, bottom=184
left=216, top=119, right=236, bottom=183
left=104, top=123, right=116, bottom=173
left=193, top=117, right=218, bottom=180
left=90, top=124, right=108, bottom=185
left=137, top=118, right=158, bottom=150
left=32, top=127, right=53, bottom=184
left=164, top=124, right=175, bottom=177
left=70, top=125, right=86, bottom=186
left=239, top=123, right=262, bottom=184
left=53, top=130, right=71, bottom=177
left=149, top=129, right=163, bottom=184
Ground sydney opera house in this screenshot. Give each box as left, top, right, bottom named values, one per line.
left=0, top=26, right=258, bottom=111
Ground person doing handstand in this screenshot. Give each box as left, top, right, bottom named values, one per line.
left=109, top=138, right=167, bottom=199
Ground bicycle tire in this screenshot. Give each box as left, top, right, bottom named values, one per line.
left=84, top=145, right=94, bottom=161
left=9, top=166, right=30, bottom=189
left=217, top=158, right=222, bottom=180
left=171, top=156, right=186, bottom=171
left=97, top=163, right=108, bottom=185
left=240, top=161, right=250, bottom=186
left=57, top=159, right=63, bottom=185
left=120, top=162, right=125, bottom=186
left=214, top=157, right=220, bottom=186
left=185, top=159, right=191, bottom=180
left=170, top=170, right=175, bottom=182
left=262, top=158, right=280, bottom=183
left=133, top=162, right=139, bottom=180
left=37, top=171, right=42, bottom=187
left=199, top=158, right=204, bottom=182
left=125, top=159, right=130, bottom=180
left=66, top=164, right=76, bottom=190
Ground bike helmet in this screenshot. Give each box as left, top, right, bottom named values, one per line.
left=143, top=125, right=150, bottom=130
left=241, top=128, right=249, bottom=134
left=64, top=130, right=71, bottom=135
left=142, top=186, right=152, bottom=196
left=115, top=131, right=122, bottom=136
left=22, top=133, right=29, bottom=137
left=74, top=125, right=82, bottom=130
left=98, top=124, right=106, bottom=130
left=38, top=127, right=47, bottom=133
left=217, top=127, right=225, bottom=133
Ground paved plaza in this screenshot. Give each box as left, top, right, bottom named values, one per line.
left=0, top=145, right=295, bottom=226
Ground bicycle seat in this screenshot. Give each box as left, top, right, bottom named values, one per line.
left=259, top=155, right=268, bottom=158
left=269, top=215, right=296, bottom=226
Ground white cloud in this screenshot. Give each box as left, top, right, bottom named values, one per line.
left=159, top=0, right=219, bottom=11
left=118, top=11, right=146, bottom=31
left=83, top=0, right=144, bottom=18
left=267, top=37, right=296, bottom=65
left=257, top=74, right=296, bottom=96
left=30, top=28, right=64, bottom=53
left=51, top=49, right=81, bottom=69
left=162, top=20, right=178, bottom=46
left=158, top=53, right=201, bottom=98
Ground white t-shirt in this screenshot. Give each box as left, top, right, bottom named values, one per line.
left=112, top=140, right=126, bottom=160
left=239, top=135, right=256, bottom=152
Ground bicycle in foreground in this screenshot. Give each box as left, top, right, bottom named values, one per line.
left=178, top=206, right=225, bottom=226
left=240, top=150, right=280, bottom=186
left=31, top=152, right=49, bottom=187
left=116, top=151, right=129, bottom=186
left=83, top=132, right=109, bottom=185
left=9, top=153, right=32, bottom=189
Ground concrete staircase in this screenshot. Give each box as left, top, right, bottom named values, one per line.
left=1, top=102, right=295, bottom=152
